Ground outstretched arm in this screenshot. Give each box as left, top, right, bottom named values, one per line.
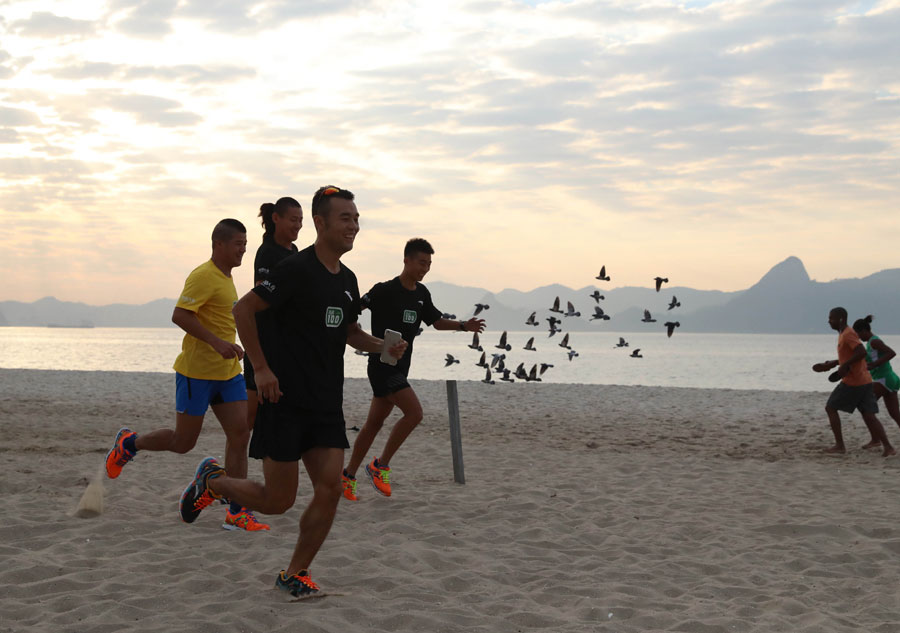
left=433, top=317, right=485, bottom=333
left=172, top=307, right=243, bottom=360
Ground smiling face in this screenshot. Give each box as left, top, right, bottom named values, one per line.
left=215, top=231, right=247, bottom=269
left=403, top=251, right=432, bottom=282
left=273, top=205, right=302, bottom=245
left=315, top=197, right=359, bottom=254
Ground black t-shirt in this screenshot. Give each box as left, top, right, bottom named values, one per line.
left=362, top=277, right=442, bottom=375
left=254, top=235, right=298, bottom=283
left=253, top=244, right=360, bottom=412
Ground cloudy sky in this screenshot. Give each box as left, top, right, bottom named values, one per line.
left=2, top=0, right=898, bottom=305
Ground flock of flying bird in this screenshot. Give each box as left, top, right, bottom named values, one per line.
left=440, top=266, right=685, bottom=384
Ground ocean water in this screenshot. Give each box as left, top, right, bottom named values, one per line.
left=0, top=326, right=847, bottom=392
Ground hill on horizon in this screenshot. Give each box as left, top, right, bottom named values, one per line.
left=2, top=257, right=899, bottom=334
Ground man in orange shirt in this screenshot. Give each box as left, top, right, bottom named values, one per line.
left=813, top=307, right=895, bottom=456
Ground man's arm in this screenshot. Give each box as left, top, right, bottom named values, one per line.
left=433, top=317, right=485, bottom=333
left=172, top=307, right=243, bottom=359
left=232, top=291, right=282, bottom=403
left=346, top=323, right=408, bottom=357
left=829, top=344, right=867, bottom=380
left=868, top=338, right=896, bottom=370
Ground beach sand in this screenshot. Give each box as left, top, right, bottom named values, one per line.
left=3, top=368, right=900, bottom=632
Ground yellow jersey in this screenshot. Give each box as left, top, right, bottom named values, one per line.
left=172, top=260, right=241, bottom=380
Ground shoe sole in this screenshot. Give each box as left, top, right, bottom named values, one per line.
left=105, top=427, right=133, bottom=479
left=365, top=465, right=391, bottom=497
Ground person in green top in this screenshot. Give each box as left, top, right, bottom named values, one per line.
left=853, top=315, right=900, bottom=448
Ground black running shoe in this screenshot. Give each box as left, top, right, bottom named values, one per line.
left=179, top=457, right=225, bottom=524
left=275, top=569, right=320, bottom=598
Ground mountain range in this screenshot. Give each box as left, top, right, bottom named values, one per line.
left=2, top=257, right=899, bottom=334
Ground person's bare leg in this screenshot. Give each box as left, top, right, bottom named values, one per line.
left=345, top=397, right=394, bottom=477
left=211, top=400, right=249, bottom=479
left=824, top=406, right=846, bottom=454
left=877, top=386, right=900, bottom=430
left=211, top=457, right=299, bottom=514
left=378, top=387, right=424, bottom=467
left=134, top=413, right=204, bottom=453
left=861, top=412, right=895, bottom=457
left=286, top=447, right=344, bottom=575
left=862, top=384, right=890, bottom=447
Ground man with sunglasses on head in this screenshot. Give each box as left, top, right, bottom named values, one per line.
left=178, top=186, right=407, bottom=598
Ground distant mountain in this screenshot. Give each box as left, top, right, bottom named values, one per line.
left=2, top=257, right=899, bottom=333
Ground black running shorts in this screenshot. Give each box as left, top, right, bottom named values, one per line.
left=367, top=362, right=411, bottom=398
left=249, top=402, right=349, bottom=462
left=826, top=381, right=879, bottom=414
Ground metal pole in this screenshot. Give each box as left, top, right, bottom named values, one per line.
left=446, top=379, right=465, bottom=484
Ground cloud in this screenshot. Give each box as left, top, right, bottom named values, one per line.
left=110, top=0, right=178, bottom=37
left=0, top=106, right=41, bottom=126
left=103, top=94, right=203, bottom=126
left=47, top=61, right=255, bottom=83
left=10, top=11, right=96, bottom=38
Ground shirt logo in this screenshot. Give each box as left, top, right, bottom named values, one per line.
left=403, top=309, right=417, bottom=324
left=344, top=290, right=353, bottom=302
left=261, top=279, right=276, bottom=292
left=325, top=307, right=344, bottom=328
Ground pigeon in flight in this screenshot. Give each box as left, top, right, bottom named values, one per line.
left=468, top=332, right=483, bottom=351
left=525, top=311, right=539, bottom=327
left=614, top=336, right=629, bottom=348
left=476, top=351, right=488, bottom=368
left=481, top=367, right=495, bottom=385
left=495, top=357, right=506, bottom=372
left=527, top=364, right=542, bottom=382
left=514, top=362, right=529, bottom=380
left=589, top=290, right=604, bottom=303
left=667, top=296, right=680, bottom=310
left=548, top=323, right=561, bottom=338
left=474, top=303, right=490, bottom=316
left=490, top=352, right=506, bottom=368
left=590, top=306, right=610, bottom=321
left=654, top=277, right=668, bottom=292
left=558, top=333, right=571, bottom=349
left=549, top=296, right=563, bottom=314
left=523, top=337, right=536, bottom=351
left=539, top=363, right=554, bottom=375
left=500, top=368, right=515, bottom=383
left=495, top=330, right=512, bottom=351
left=546, top=316, right=561, bottom=327
left=564, top=301, right=580, bottom=317
left=630, top=349, right=643, bottom=358
left=444, top=354, right=460, bottom=367
left=664, top=321, right=681, bottom=338
left=567, top=349, right=579, bottom=361
left=442, top=312, right=457, bottom=320
left=596, top=266, right=610, bottom=281
left=641, top=309, right=657, bottom=323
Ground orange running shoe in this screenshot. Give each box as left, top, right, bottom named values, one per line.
left=341, top=471, right=358, bottom=501
left=179, top=457, right=225, bottom=524
left=275, top=569, right=320, bottom=598
left=223, top=508, right=270, bottom=531
left=365, top=458, right=391, bottom=497
left=105, top=427, right=137, bottom=479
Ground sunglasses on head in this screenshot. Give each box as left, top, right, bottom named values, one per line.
left=321, top=186, right=341, bottom=195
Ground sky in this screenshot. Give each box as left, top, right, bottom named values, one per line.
left=1, top=0, right=898, bottom=305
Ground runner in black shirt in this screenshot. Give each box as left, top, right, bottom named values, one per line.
left=179, top=186, right=406, bottom=599
left=342, top=238, right=485, bottom=500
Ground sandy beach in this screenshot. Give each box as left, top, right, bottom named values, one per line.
left=4, top=368, right=900, bottom=632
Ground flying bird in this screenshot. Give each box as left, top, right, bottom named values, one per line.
left=481, top=367, right=495, bottom=385
left=596, top=266, right=610, bottom=281
left=548, top=323, right=561, bottom=338
left=495, top=330, right=512, bottom=351
left=667, top=296, right=680, bottom=310
left=641, top=309, right=657, bottom=323
left=527, top=364, right=542, bottom=382
left=558, top=333, right=571, bottom=349
left=589, top=290, right=605, bottom=303
left=495, top=357, right=506, bottom=372
left=500, top=369, right=515, bottom=383
left=444, top=354, right=460, bottom=367
left=590, top=306, right=610, bottom=321
left=614, top=337, right=629, bottom=348
left=476, top=351, right=488, bottom=368
left=468, top=332, right=483, bottom=351
left=549, top=296, right=563, bottom=314
left=567, top=349, right=579, bottom=361
left=523, top=337, right=536, bottom=351
left=664, top=321, right=681, bottom=338
left=442, top=312, right=457, bottom=320
left=539, top=363, right=554, bottom=375
left=630, top=349, right=643, bottom=358
left=514, top=362, right=529, bottom=380
left=654, top=277, right=668, bottom=292
left=474, top=303, right=490, bottom=316
left=490, top=353, right=506, bottom=368
left=546, top=316, right=561, bottom=327
left=525, top=311, right=539, bottom=327
left=564, top=301, right=580, bottom=317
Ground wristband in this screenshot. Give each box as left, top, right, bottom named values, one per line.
left=458, top=320, right=465, bottom=331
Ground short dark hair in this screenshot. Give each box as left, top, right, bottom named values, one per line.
left=404, top=238, right=434, bottom=257
left=830, top=306, right=848, bottom=321
left=312, top=186, right=354, bottom=218
left=211, top=218, right=247, bottom=243
left=259, top=197, right=301, bottom=235
left=852, top=314, right=874, bottom=333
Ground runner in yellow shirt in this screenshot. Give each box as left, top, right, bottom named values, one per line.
left=104, top=219, right=269, bottom=531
